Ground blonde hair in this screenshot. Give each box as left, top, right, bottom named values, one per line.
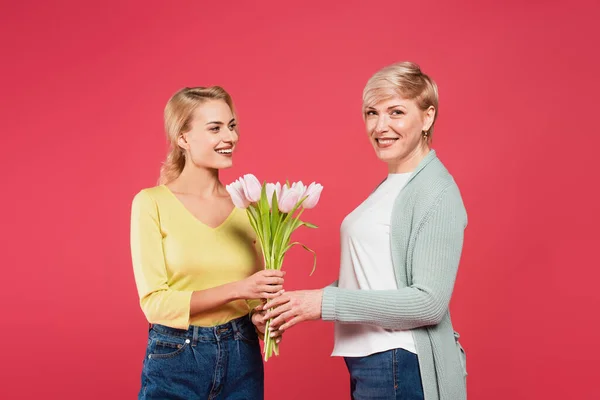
left=362, top=61, right=439, bottom=140
left=159, top=86, right=235, bottom=184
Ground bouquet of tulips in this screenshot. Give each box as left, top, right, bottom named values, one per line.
left=226, top=174, right=323, bottom=361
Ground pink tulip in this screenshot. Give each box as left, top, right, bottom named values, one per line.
left=291, top=181, right=306, bottom=199
left=226, top=179, right=250, bottom=209
left=241, top=174, right=262, bottom=203
left=266, top=182, right=282, bottom=208
left=302, top=182, right=323, bottom=209
left=278, top=184, right=303, bottom=213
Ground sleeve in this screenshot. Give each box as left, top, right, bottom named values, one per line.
left=321, top=185, right=466, bottom=330
left=130, top=190, right=193, bottom=329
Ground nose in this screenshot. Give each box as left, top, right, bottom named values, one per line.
left=222, top=126, right=238, bottom=144
left=373, top=115, right=389, bottom=135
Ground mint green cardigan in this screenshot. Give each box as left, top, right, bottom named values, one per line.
left=322, top=150, right=468, bottom=400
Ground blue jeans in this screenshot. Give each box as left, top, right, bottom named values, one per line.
left=139, top=315, right=264, bottom=400
left=344, top=348, right=424, bottom=400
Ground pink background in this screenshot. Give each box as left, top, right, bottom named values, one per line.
left=2, top=0, right=599, bottom=398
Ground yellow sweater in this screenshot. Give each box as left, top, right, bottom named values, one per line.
left=130, top=185, right=261, bottom=329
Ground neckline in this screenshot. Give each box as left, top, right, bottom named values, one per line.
left=387, top=172, right=412, bottom=178
left=160, top=185, right=237, bottom=230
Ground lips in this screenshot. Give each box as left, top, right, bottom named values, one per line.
left=215, top=147, right=233, bottom=156
left=375, top=138, right=398, bottom=148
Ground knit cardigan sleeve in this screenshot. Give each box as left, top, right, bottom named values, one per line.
left=321, top=185, right=466, bottom=330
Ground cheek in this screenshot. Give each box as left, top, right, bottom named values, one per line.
left=365, top=122, right=376, bottom=136
left=188, top=137, right=216, bottom=160
left=193, top=135, right=217, bottom=150
left=390, top=119, right=407, bottom=132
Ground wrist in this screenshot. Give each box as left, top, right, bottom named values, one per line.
left=228, top=281, right=242, bottom=301
left=317, top=289, right=324, bottom=319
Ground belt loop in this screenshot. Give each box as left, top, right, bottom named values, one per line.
left=232, top=317, right=241, bottom=338
left=192, top=325, right=199, bottom=345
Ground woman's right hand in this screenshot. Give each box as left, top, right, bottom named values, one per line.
left=235, top=269, right=285, bottom=300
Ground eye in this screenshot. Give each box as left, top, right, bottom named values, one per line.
left=229, top=123, right=237, bottom=130
left=365, top=110, right=377, bottom=116
left=391, top=109, right=404, bottom=116
left=210, top=126, right=220, bottom=132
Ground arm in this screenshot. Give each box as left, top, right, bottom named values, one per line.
left=130, top=191, right=194, bottom=329
left=131, top=191, right=283, bottom=330
left=321, top=185, right=466, bottom=330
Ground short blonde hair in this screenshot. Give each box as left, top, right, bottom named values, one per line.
left=160, top=86, right=235, bottom=184
left=362, top=61, right=439, bottom=139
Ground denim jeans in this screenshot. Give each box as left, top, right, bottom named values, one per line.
left=139, top=315, right=264, bottom=400
left=344, top=348, right=424, bottom=400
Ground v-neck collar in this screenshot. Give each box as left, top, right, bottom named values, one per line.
left=161, top=185, right=237, bottom=230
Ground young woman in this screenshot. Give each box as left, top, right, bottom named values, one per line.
left=260, top=62, right=468, bottom=400
left=130, top=86, right=284, bottom=399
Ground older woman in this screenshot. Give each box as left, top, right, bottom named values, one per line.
left=258, top=62, right=468, bottom=400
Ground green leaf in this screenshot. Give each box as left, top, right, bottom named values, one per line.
left=246, top=206, right=265, bottom=247
left=246, top=206, right=260, bottom=235
left=258, top=183, right=272, bottom=264
left=284, top=241, right=318, bottom=276
left=273, top=208, right=306, bottom=268
left=270, top=189, right=280, bottom=235
left=303, top=221, right=318, bottom=229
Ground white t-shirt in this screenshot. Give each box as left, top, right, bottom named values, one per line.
left=331, top=172, right=417, bottom=357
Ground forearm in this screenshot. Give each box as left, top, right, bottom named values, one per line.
left=189, top=281, right=243, bottom=316
left=321, top=285, right=447, bottom=330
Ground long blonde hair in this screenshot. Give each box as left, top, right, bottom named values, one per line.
left=159, top=86, right=235, bottom=185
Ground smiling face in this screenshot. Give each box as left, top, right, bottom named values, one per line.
left=177, top=99, right=238, bottom=170
left=364, top=95, right=435, bottom=170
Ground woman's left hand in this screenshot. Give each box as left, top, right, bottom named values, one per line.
left=262, top=289, right=323, bottom=335
left=251, top=305, right=267, bottom=335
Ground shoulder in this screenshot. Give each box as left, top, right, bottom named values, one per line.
left=405, top=156, right=467, bottom=221
left=131, top=185, right=169, bottom=210
left=229, top=206, right=255, bottom=232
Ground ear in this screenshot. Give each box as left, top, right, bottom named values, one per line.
left=177, top=133, right=189, bottom=150
left=422, top=106, right=436, bottom=132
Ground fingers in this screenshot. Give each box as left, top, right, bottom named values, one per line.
left=259, top=278, right=285, bottom=288
left=264, top=302, right=292, bottom=321
left=257, top=276, right=285, bottom=285
left=251, top=313, right=265, bottom=327
left=268, top=328, right=283, bottom=338
left=270, top=310, right=295, bottom=329
left=260, top=269, right=286, bottom=278
left=263, top=293, right=290, bottom=310
left=261, top=284, right=283, bottom=293
left=279, top=316, right=302, bottom=331
left=262, top=289, right=285, bottom=299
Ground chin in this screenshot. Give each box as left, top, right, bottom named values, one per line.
left=214, top=162, right=233, bottom=170
left=374, top=149, right=398, bottom=163
left=221, top=159, right=235, bottom=169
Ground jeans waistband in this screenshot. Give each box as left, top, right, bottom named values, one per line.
left=151, top=315, right=253, bottom=343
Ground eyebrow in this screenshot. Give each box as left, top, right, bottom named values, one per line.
left=205, top=118, right=236, bottom=126
left=386, top=104, right=405, bottom=110
left=366, top=105, right=406, bottom=111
